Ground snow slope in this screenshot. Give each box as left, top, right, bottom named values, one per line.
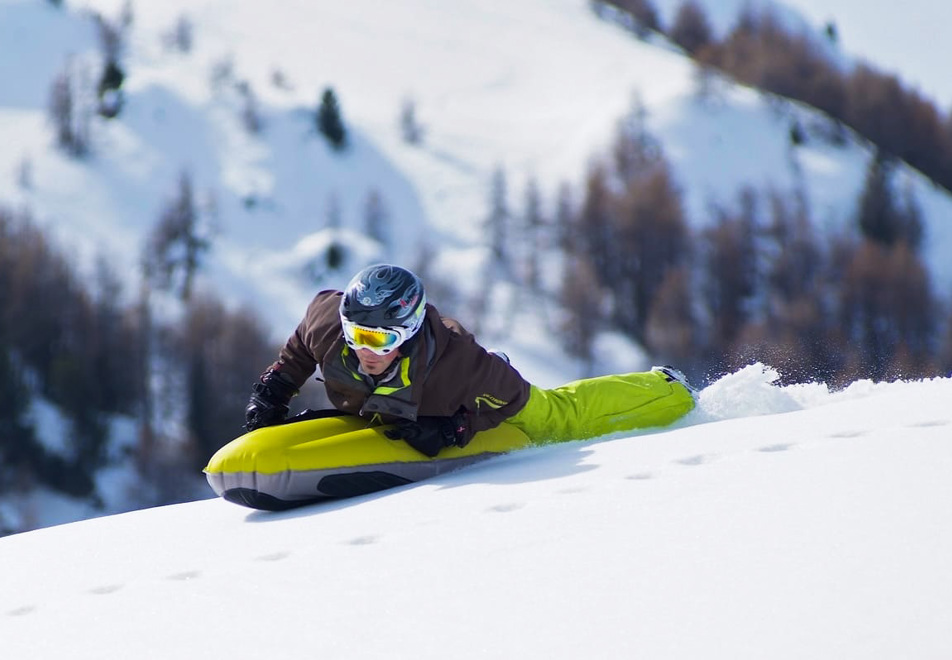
left=3, top=0, right=952, bottom=342
left=3, top=0, right=952, bottom=544
left=1, top=365, right=950, bottom=659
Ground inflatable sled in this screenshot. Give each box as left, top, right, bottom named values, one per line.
left=204, top=412, right=532, bottom=511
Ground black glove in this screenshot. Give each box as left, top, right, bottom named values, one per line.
left=244, top=369, right=297, bottom=432
left=384, top=412, right=469, bottom=458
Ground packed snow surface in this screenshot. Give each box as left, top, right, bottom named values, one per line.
left=2, top=365, right=950, bottom=659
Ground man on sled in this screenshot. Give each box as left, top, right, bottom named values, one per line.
left=244, top=263, right=696, bottom=457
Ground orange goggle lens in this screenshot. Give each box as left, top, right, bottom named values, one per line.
left=342, top=322, right=406, bottom=354
left=350, top=326, right=399, bottom=348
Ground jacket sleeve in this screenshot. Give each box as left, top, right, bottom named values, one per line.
left=267, top=290, right=343, bottom=389
left=462, top=353, right=532, bottom=439
left=423, top=326, right=531, bottom=443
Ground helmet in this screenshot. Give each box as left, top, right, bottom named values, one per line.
left=339, top=264, right=427, bottom=336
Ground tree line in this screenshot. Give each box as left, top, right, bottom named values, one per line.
left=486, top=105, right=950, bottom=385
left=600, top=0, right=952, bottom=196
left=0, top=203, right=277, bottom=533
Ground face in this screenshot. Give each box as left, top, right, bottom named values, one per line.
left=355, top=347, right=401, bottom=375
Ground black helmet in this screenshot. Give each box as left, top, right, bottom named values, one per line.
left=339, top=264, right=427, bottom=336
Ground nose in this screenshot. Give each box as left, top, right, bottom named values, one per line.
left=356, top=348, right=383, bottom=361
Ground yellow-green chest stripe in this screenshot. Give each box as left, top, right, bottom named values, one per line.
left=374, top=357, right=411, bottom=395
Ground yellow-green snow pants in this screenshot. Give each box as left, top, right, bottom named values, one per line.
left=507, top=370, right=695, bottom=445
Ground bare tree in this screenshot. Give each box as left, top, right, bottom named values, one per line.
left=325, top=192, right=342, bottom=230
left=399, top=97, right=424, bottom=145
left=559, top=255, right=604, bottom=373
left=612, top=163, right=689, bottom=340
left=576, top=162, right=615, bottom=285
left=237, top=81, right=263, bottom=134
left=671, top=1, right=713, bottom=54
left=855, top=151, right=922, bottom=249
left=175, top=295, right=277, bottom=470
left=840, top=240, right=936, bottom=380
left=17, top=158, right=33, bottom=190
left=485, top=166, right=511, bottom=274
left=164, top=14, right=194, bottom=53
left=143, top=171, right=211, bottom=302
left=119, top=0, right=134, bottom=31
left=363, top=188, right=389, bottom=249
left=700, top=190, right=759, bottom=351
left=554, top=182, right=577, bottom=253
left=612, top=95, right=662, bottom=184
left=609, top=0, right=661, bottom=38
left=49, top=58, right=92, bottom=157
left=521, top=176, right=545, bottom=294
left=645, top=267, right=698, bottom=368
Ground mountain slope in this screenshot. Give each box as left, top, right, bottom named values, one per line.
left=2, top=367, right=951, bottom=658
left=4, top=0, right=952, bottom=338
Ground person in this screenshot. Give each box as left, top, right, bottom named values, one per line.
left=245, top=263, right=696, bottom=457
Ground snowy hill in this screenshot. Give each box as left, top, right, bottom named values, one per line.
left=4, top=0, right=952, bottom=342
left=3, top=0, right=952, bottom=535
left=2, top=365, right=951, bottom=659
left=2, top=3, right=952, bottom=653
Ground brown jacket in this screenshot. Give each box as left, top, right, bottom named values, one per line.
left=267, top=290, right=531, bottom=442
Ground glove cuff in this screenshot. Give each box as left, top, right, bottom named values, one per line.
left=258, top=369, right=297, bottom=404
left=448, top=410, right=469, bottom=445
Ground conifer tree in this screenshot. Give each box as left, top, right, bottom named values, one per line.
left=94, top=13, right=126, bottom=117
left=486, top=166, right=511, bottom=273
left=317, top=87, right=347, bottom=150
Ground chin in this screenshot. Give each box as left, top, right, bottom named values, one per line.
left=356, top=350, right=399, bottom=375
left=359, top=360, right=385, bottom=374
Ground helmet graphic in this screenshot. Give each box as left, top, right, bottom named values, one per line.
left=339, top=264, right=427, bottom=337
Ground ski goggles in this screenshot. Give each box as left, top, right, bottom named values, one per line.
left=342, top=320, right=412, bottom=355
